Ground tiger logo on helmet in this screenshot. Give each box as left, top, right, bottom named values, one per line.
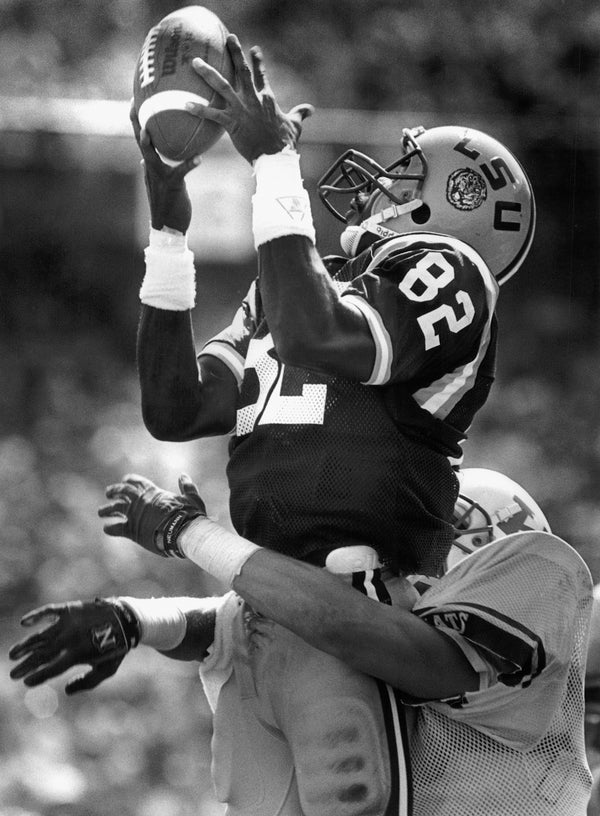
left=446, top=167, right=488, bottom=211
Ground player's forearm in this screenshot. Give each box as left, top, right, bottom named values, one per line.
left=137, top=305, right=201, bottom=438
left=158, top=609, right=216, bottom=661
left=251, top=151, right=375, bottom=380
left=178, top=519, right=478, bottom=697
left=257, top=237, right=375, bottom=379
left=137, top=306, right=234, bottom=439
left=233, top=549, right=478, bottom=697
left=120, top=596, right=216, bottom=661
left=136, top=223, right=237, bottom=439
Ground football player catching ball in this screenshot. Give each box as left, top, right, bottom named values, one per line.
left=134, top=34, right=535, bottom=579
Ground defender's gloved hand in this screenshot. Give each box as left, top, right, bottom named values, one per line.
left=98, top=473, right=206, bottom=558
left=9, top=598, right=140, bottom=695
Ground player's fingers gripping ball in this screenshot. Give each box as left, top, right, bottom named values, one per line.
left=187, top=35, right=314, bottom=163
left=133, top=5, right=234, bottom=164
left=98, top=474, right=206, bottom=557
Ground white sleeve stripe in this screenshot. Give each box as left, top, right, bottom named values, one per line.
left=199, top=342, right=245, bottom=386
left=415, top=326, right=492, bottom=416
left=341, top=293, right=392, bottom=385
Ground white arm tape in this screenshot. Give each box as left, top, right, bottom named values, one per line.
left=140, top=227, right=196, bottom=310
left=180, top=516, right=261, bottom=587
left=252, top=148, right=316, bottom=249
left=119, top=595, right=227, bottom=652
left=119, top=596, right=188, bottom=651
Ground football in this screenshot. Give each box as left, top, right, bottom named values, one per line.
left=133, top=5, right=234, bottom=163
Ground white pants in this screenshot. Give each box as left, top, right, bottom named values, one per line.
left=208, top=552, right=412, bottom=816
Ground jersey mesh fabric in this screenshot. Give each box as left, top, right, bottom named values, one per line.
left=409, top=533, right=593, bottom=815
left=227, top=371, right=457, bottom=574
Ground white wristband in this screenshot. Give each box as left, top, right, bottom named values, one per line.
left=180, top=517, right=261, bottom=587
left=140, top=227, right=196, bottom=310
left=119, top=595, right=236, bottom=654
left=252, top=148, right=316, bottom=249
left=119, top=596, right=187, bottom=651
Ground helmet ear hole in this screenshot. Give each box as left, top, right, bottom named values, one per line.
left=411, top=203, right=431, bottom=224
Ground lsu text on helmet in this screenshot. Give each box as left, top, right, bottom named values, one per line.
left=448, top=467, right=551, bottom=571
left=318, top=125, right=535, bottom=285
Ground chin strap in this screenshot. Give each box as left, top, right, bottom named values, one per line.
left=340, top=198, right=423, bottom=256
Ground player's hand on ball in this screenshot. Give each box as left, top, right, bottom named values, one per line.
left=186, top=34, right=314, bottom=163
left=98, top=473, right=206, bottom=558
left=9, top=599, right=139, bottom=695
left=130, top=101, right=200, bottom=233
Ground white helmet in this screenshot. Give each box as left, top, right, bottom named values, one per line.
left=318, top=125, right=535, bottom=285
left=448, top=468, right=551, bottom=570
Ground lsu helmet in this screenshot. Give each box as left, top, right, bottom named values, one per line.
left=318, top=125, right=535, bottom=285
left=448, top=467, right=551, bottom=571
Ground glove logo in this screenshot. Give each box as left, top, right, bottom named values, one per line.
left=276, top=196, right=308, bottom=222
left=91, top=622, right=118, bottom=653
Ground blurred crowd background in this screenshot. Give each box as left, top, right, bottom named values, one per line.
left=1, top=1, right=600, bottom=814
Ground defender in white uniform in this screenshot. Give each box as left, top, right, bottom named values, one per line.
left=10, top=469, right=594, bottom=814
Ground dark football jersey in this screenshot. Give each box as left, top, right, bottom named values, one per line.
left=200, top=233, right=498, bottom=575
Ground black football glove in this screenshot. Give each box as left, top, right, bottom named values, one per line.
left=9, top=598, right=140, bottom=695
left=98, top=473, right=206, bottom=558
